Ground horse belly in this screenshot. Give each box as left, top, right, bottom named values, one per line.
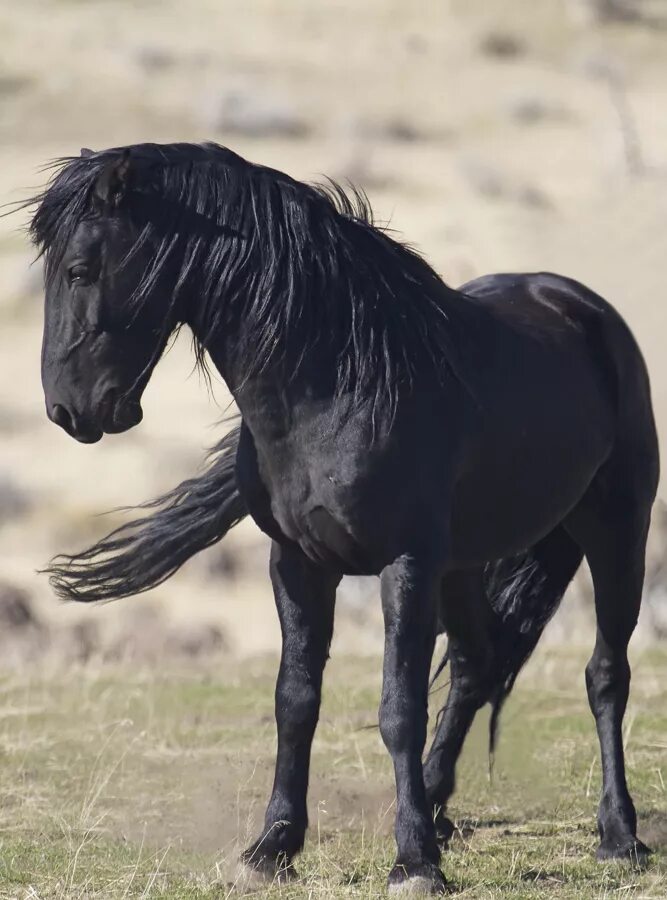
left=450, top=402, right=613, bottom=565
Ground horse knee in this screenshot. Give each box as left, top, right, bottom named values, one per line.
left=585, top=653, right=630, bottom=714
left=379, top=696, right=427, bottom=757
left=276, top=675, right=320, bottom=740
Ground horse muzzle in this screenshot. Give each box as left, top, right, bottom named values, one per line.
left=47, top=391, right=143, bottom=443
left=49, top=403, right=104, bottom=443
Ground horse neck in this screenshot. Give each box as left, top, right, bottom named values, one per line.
left=192, top=294, right=340, bottom=434
left=184, top=228, right=344, bottom=418
left=181, top=180, right=467, bottom=431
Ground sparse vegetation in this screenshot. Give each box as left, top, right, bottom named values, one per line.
left=0, top=648, right=664, bottom=898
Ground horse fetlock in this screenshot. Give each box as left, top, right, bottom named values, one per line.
left=596, top=836, right=651, bottom=865
left=235, top=857, right=296, bottom=891
left=596, top=800, right=649, bottom=865
left=421, top=776, right=455, bottom=848
left=432, top=807, right=456, bottom=848
left=598, top=793, right=637, bottom=839
left=395, top=803, right=442, bottom=859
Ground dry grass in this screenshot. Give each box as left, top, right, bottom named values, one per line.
left=0, top=647, right=664, bottom=898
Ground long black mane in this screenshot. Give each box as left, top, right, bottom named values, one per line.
left=27, top=142, right=462, bottom=416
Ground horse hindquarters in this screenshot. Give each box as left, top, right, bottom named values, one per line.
left=562, top=277, right=658, bottom=861
left=427, top=480, right=653, bottom=864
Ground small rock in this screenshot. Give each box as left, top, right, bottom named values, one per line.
left=202, top=87, right=311, bottom=139
left=566, top=0, right=643, bottom=25
left=405, top=34, right=428, bottom=55
left=516, top=185, right=552, bottom=210
left=355, top=117, right=422, bottom=143
left=0, top=583, right=37, bottom=630
left=135, top=46, right=176, bottom=72
left=0, top=74, right=32, bottom=96
left=462, top=161, right=505, bottom=199
left=507, top=94, right=570, bottom=126
left=102, top=605, right=227, bottom=663
left=479, top=32, right=526, bottom=60
left=462, top=160, right=551, bottom=209
left=0, top=475, right=30, bottom=525
left=167, top=621, right=226, bottom=658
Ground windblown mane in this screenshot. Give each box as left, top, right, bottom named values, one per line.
left=26, top=141, right=462, bottom=416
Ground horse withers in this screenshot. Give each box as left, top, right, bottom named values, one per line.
left=26, top=143, right=658, bottom=894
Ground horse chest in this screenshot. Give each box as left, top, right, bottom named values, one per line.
left=237, top=422, right=413, bottom=573
left=279, top=468, right=391, bottom=573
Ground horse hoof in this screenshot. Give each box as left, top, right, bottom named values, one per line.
left=596, top=838, right=652, bottom=866
left=388, top=862, right=447, bottom=896
left=236, top=850, right=296, bottom=890
left=234, top=862, right=272, bottom=892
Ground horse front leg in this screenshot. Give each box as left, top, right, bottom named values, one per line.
left=380, top=553, right=446, bottom=895
left=240, top=540, right=339, bottom=882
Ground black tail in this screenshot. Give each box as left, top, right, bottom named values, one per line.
left=432, top=526, right=583, bottom=758
left=484, top=526, right=583, bottom=757
left=46, top=423, right=248, bottom=602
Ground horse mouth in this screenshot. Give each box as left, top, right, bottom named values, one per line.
left=74, top=428, right=104, bottom=444
left=103, top=398, right=143, bottom=434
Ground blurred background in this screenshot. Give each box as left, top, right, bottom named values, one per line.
left=1, top=0, right=667, bottom=667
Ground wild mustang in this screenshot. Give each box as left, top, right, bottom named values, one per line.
left=26, top=143, right=657, bottom=894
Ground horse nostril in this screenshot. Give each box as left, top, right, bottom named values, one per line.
left=51, top=403, right=75, bottom=434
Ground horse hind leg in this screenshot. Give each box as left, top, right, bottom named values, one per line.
left=425, top=527, right=585, bottom=848
left=379, top=553, right=447, bottom=895
left=424, top=569, right=495, bottom=846
left=565, top=462, right=655, bottom=863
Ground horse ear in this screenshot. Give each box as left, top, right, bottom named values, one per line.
left=80, top=147, right=95, bottom=157
left=93, top=150, right=133, bottom=210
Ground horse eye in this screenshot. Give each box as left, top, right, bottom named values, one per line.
left=68, top=264, right=89, bottom=285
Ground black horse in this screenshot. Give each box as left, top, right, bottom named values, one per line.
left=26, top=143, right=657, bottom=895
